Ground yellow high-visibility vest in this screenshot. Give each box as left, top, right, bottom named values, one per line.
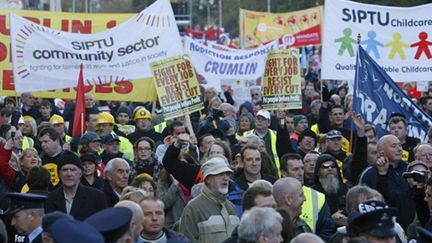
left=300, top=186, right=326, bottom=232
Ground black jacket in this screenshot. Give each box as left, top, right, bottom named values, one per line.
left=45, top=184, right=107, bottom=221
left=102, top=180, right=120, bottom=208
left=233, top=170, right=277, bottom=191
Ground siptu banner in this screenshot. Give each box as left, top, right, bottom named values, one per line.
left=353, top=45, right=432, bottom=143
left=239, top=6, right=322, bottom=49
left=262, top=49, right=302, bottom=110
left=322, top=0, right=432, bottom=82
left=9, top=0, right=183, bottom=93
left=150, top=54, right=203, bottom=120
left=0, top=10, right=158, bottom=101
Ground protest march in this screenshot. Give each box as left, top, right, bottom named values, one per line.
left=1, top=0, right=432, bottom=242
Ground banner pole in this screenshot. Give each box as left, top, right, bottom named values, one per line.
left=185, top=114, right=195, bottom=140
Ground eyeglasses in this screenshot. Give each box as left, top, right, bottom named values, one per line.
left=320, top=164, right=336, bottom=169
left=251, top=93, right=260, bottom=97
left=137, top=147, right=152, bottom=152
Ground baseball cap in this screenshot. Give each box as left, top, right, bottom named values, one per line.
left=80, top=132, right=101, bottom=145
left=327, top=129, right=342, bottom=139
left=256, top=110, right=271, bottom=120
left=103, top=134, right=121, bottom=144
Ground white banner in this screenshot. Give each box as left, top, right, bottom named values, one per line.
left=322, top=0, right=432, bottom=82
left=184, top=37, right=280, bottom=108
left=184, top=37, right=279, bottom=89
left=10, top=0, right=182, bottom=92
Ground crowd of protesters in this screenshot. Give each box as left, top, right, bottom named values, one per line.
left=1, top=73, right=432, bottom=243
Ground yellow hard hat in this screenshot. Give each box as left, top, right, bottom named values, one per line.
left=134, top=107, right=152, bottom=120
left=49, top=114, right=64, bottom=125
left=96, top=112, right=115, bottom=125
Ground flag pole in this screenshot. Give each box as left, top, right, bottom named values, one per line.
left=350, top=34, right=362, bottom=153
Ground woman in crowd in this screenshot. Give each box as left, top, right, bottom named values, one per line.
left=130, top=174, right=157, bottom=197
left=0, top=136, right=41, bottom=192
left=202, top=139, right=233, bottom=167
left=78, top=131, right=102, bottom=155
left=80, top=152, right=103, bottom=189
left=132, top=137, right=162, bottom=183
left=21, top=115, right=37, bottom=150
left=237, top=112, right=255, bottom=137
left=78, top=131, right=105, bottom=176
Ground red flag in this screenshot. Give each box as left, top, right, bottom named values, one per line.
left=72, top=64, right=86, bottom=137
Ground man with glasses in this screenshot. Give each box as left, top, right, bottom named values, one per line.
left=45, top=150, right=107, bottom=220
left=312, top=154, right=349, bottom=228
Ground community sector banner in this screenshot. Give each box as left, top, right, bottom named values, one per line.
left=0, top=10, right=157, bottom=101
left=184, top=37, right=278, bottom=107
left=151, top=54, right=203, bottom=120
left=353, top=46, right=432, bottom=143
left=322, top=0, right=432, bottom=82
left=262, top=49, right=302, bottom=110
left=239, top=6, right=322, bottom=49
left=9, top=0, right=183, bottom=93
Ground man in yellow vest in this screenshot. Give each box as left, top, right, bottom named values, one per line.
left=244, top=110, right=280, bottom=173
left=279, top=153, right=336, bottom=241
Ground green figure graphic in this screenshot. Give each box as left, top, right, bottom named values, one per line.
left=335, top=28, right=357, bottom=57
left=385, top=32, right=409, bottom=60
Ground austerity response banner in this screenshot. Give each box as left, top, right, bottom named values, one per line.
left=239, top=6, right=322, bottom=49
left=322, top=0, right=432, bottom=82
left=9, top=0, right=182, bottom=93
left=151, top=54, right=203, bottom=120
left=184, top=36, right=279, bottom=108
left=262, top=49, right=302, bottom=110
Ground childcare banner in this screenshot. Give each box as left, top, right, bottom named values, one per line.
left=9, top=0, right=182, bottom=93
left=239, top=6, right=322, bottom=49
left=262, top=49, right=302, bottom=110
left=151, top=54, right=203, bottom=120
left=322, top=0, right=432, bottom=82
left=353, top=46, right=432, bottom=142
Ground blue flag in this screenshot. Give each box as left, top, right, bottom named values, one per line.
left=353, top=45, right=432, bottom=141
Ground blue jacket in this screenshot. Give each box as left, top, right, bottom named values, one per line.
left=359, top=162, right=415, bottom=230
left=228, top=180, right=244, bottom=217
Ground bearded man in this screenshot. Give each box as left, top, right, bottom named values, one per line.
left=312, top=154, right=349, bottom=227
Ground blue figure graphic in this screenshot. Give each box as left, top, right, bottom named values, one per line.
left=361, top=31, right=384, bottom=59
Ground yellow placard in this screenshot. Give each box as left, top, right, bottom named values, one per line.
left=262, top=49, right=302, bottom=110
left=150, top=54, right=203, bottom=120
left=240, top=6, right=323, bottom=48
left=0, top=10, right=157, bottom=101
